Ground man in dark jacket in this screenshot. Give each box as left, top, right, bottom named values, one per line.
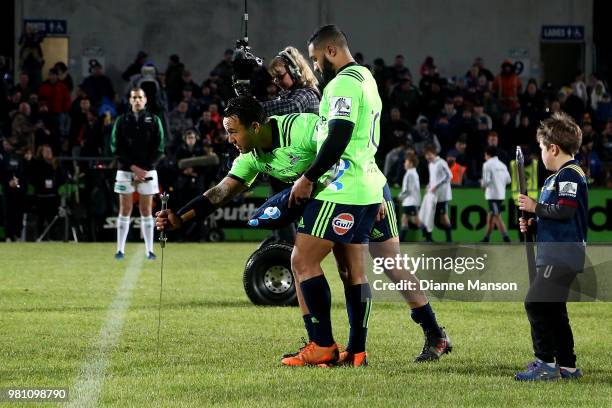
left=110, top=87, right=165, bottom=260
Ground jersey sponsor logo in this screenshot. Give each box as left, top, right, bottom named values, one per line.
left=559, top=181, right=578, bottom=196
left=330, top=97, right=352, bottom=117
left=332, top=213, right=354, bottom=235
left=144, top=117, right=152, bottom=123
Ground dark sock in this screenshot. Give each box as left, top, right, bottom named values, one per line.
left=344, top=283, right=372, bottom=353
left=399, top=228, right=407, bottom=242
left=303, top=314, right=315, bottom=341
left=300, top=275, right=334, bottom=347
left=502, top=233, right=510, bottom=242
left=422, top=227, right=432, bottom=242
left=444, top=224, right=453, bottom=242
left=411, top=303, right=442, bottom=337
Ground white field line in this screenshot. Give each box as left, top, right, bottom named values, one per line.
left=68, top=249, right=145, bottom=408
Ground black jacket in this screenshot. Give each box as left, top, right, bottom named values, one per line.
left=110, top=110, right=165, bottom=171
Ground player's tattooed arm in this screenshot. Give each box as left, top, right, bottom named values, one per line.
left=174, top=177, right=247, bottom=225
left=204, top=177, right=247, bottom=206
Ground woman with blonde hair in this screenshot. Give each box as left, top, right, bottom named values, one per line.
left=261, top=46, right=320, bottom=116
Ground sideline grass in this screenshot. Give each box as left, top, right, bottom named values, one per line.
left=1, top=243, right=610, bottom=407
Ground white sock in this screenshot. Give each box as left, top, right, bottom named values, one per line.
left=117, top=215, right=130, bottom=253
left=537, top=359, right=557, bottom=368
left=561, top=366, right=577, bottom=372
left=141, top=216, right=155, bottom=254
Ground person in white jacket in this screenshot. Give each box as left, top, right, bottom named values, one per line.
left=480, top=146, right=512, bottom=242
left=423, top=143, right=453, bottom=242
left=398, top=153, right=422, bottom=241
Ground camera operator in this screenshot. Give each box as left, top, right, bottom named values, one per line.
left=260, top=46, right=320, bottom=116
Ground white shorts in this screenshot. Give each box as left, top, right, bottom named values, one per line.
left=114, top=170, right=160, bottom=195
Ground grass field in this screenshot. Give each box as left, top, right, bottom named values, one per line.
left=1, top=243, right=611, bottom=408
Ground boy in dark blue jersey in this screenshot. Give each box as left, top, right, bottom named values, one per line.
left=517, top=112, right=587, bottom=381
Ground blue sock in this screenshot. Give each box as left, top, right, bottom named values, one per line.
left=411, top=303, right=442, bottom=337
left=303, top=314, right=314, bottom=341
left=344, top=283, right=372, bottom=353
left=300, top=275, right=334, bottom=347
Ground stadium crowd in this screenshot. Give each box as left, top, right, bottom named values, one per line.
left=1, top=40, right=611, bottom=241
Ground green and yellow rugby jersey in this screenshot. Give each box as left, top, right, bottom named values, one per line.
left=315, top=63, right=386, bottom=205
left=229, top=113, right=319, bottom=186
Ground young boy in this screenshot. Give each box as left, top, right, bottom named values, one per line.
left=481, top=146, right=512, bottom=242
left=517, top=112, right=587, bottom=381
left=398, top=153, right=422, bottom=241
left=423, top=144, right=453, bottom=242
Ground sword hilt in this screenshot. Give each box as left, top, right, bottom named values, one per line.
left=159, top=193, right=169, bottom=248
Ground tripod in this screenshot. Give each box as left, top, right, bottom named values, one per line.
left=36, top=191, right=80, bottom=242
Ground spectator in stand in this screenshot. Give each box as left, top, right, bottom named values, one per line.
left=128, top=63, right=164, bottom=116
left=196, top=110, right=219, bottom=142
left=590, top=80, right=608, bottom=112
left=486, top=131, right=509, bottom=165
left=472, top=57, right=494, bottom=82
left=577, top=133, right=603, bottom=186
left=420, top=77, right=446, bottom=121
left=354, top=52, right=371, bottom=70
left=80, top=109, right=104, bottom=158
left=168, top=100, right=194, bottom=152
left=15, top=72, right=34, bottom=102
left=412, top=115, right=441, bottom=157
left=33, top=104, right=61, bottom=154
left=0, top=137, right=29, bottom=241
left=548, top=99, right=562, bottom=115
left=165, top=54, right=185, bottom=108
left=155, top=71, right=170, bottom=113
left=10, top=102, right=35, bottom=152
left=473, top=100, right=492, bottom=130
left=18, top=26, right=45, bottom=89
left=180, top=70, right=202, bottom=100
left=465, top=64, right=480, bottom=88
left=373, top=57, right=392, bottom=104
left=492, top=60, right=522, bottom=112
left=121, top=51, right=148, bottom=82
left=69, top=97, right=91, bottom=152
left=81, top=59, right=115, bottom=107
left=595, top=119, right=612, bottom=161
left=497, top=111, right=517, bottom=150
left=174, top=129, right=209, bottom=211
left=54, top=62, right=74, bottom=93
left=391, top=54, right=411, bottom=84
left=516, top=114, right=536, bottom=147
left=571, top=71, right=588, bottom=106
left=38, top=68, right=71, bottom=134
left=389, top=77, right=421, bottom=123
left=198, top=85, right=223, bottom=112
left=520, top=79, right=545, bottom=123
left=594, top=92, right=612, bottom=124
left=260, top=46, right=320, bottom=116
left=379, top=107, right=412, bottom=158
left=210, top=49, right=235, bottom=100
left=29, top=144, right=64, bottom=238
left=420, top=56, right=438, bottom=77
left=180, top=85, right=199, bottom=119
left=558, top=87, right=585, bottom=123
left=207, top=103, right=222, bottom=128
